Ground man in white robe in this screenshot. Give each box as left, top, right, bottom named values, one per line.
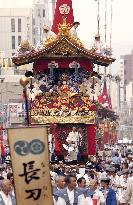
left=92, top=34, right=106, bottom=55
left=120, top=175, right=133, bottom=205
left=70, top=22, right=80, bottom=38
left=43, top=25, right=57, bottom=41
left=37, top=25, right=57, bottom=49
left=48, top=128, right=55, bottom=161
left=66, top=127, right=79, bottom=161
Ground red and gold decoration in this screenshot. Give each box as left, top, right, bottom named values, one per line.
left=31, top=95, right=96, bottom=124
left=52, top=0, right=74, bottom=34
left=12, top=0, right=116, bottom=156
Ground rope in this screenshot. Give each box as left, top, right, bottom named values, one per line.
left=109, top=0, right=113, bottom=93
left=95, top=0, right=100, bottom=73
left=104, top=0, right=108, bottom=76
left=97, top=0, right=100, bottom=34
left=110, top=0, right=113, bottom=52
left=104, top=0, right=107, bottom=44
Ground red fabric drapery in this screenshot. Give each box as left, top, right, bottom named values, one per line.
left=98, top=137, right=102, bottom=150
left=51, top=124, right=60, bottom=153
left=104, top=128, right=109, bottom=144
left=0, top=142, right=5, bottom=157
left=98, top=80, right=112, bottom=110
left=111, top=132, right=117, bottom=144
left=0, top=126, right=5, bottom=157
left=33, top=59, right=92, bottom=73
left=52, top=0, right=74, bottom=34
left=87, top=124, right=96, bottom=155
left=0, top=126, right=2, bottom=141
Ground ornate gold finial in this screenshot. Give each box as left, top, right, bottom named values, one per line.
left=58, top=15, right=71, bottom=36
left=62, top=14, right=67, bottom=25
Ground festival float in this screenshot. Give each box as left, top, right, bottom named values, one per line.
left=12, top=0, right=116, bottom=159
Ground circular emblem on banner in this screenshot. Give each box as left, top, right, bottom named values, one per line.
left=14, top=140, right=29, bottom=156
left=29, top=139, right=45, bottom=155
left=59, top=4, right=70, bottom=15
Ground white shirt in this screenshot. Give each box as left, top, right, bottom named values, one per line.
left=66, top=131, right=79, bottom=144
left=48, top=134, right=55, bottom=153
left=92, top=40, right=105, bottom=54
left=67, top=187, right=74, bottom=204
left=70, top=27, right=78, bottom=38
left=0, top=191, right=12, bottom=205
left=53, top=197, right=57, bottom=205
left=120, top=176, right=133, bottom=205
left=110, top=175, right=120, bottom=188
left=93, top=189, right=105, bottom=205
left=56, top=188, right=85, bottom=205
left=84, top=197, right=93, bottom=205
left=2, top=171, right=7, bottom=179
left=43, top=31, right=56, bottom=41
left=66, top=131, right=79, bottom=153
left=50, top=171, right=58, bottom=183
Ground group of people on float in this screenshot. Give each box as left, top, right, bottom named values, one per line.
left=14, top=21, right=111, bottom=57
left=36, top=68, right=91, bottom=95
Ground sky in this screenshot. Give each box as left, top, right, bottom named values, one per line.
left=0, top=0, right=133, bottom=73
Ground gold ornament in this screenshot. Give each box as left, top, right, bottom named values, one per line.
left=58, top=16, right=71, bottom=36
left=79, top=83, right=87, bottom=95
left=20, top=76, right=29, bottom=87
left=104, top=118, right=110, bottom=128
left=31, top=113, right=96, bottom=124
left=60, top=73, right=69, bottom=81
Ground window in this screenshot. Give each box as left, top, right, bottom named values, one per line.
left=33, top=28, right=36, bottom=35
left=18, top=18, right=21, bottom=32
left=43, top=9, right=45, bottom=17
left=33, top=18, right=35, bottom=25
left=18, top=36, right=21, bottom=46
left=33, top=38, right=36, bottom=45
left=124, top=60, right=126, bottom=65
left=38, top=9, right=41, bottom=17
left=11, top=18, right=15, bottom=32
left=12, top=36, right=15, bottom=49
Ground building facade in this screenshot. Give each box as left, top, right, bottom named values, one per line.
left=120, top=50, right=133, bottom=101
left=0, top=0, right=49, bottom=127
left=32, top=0, right=49, bottom=45
left=0, top=8, right=33, bottom=58
left=0, top=0, right=49, bottom=58
left=117, top=51, right=133, bottom=140
left=118, top=100, right=133, bottom=141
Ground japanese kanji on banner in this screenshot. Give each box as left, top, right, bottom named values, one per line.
left=8, top=127, right=53, bottom=205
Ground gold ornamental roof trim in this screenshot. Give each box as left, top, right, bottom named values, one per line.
left=12, top=17, right=115, bottom=67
